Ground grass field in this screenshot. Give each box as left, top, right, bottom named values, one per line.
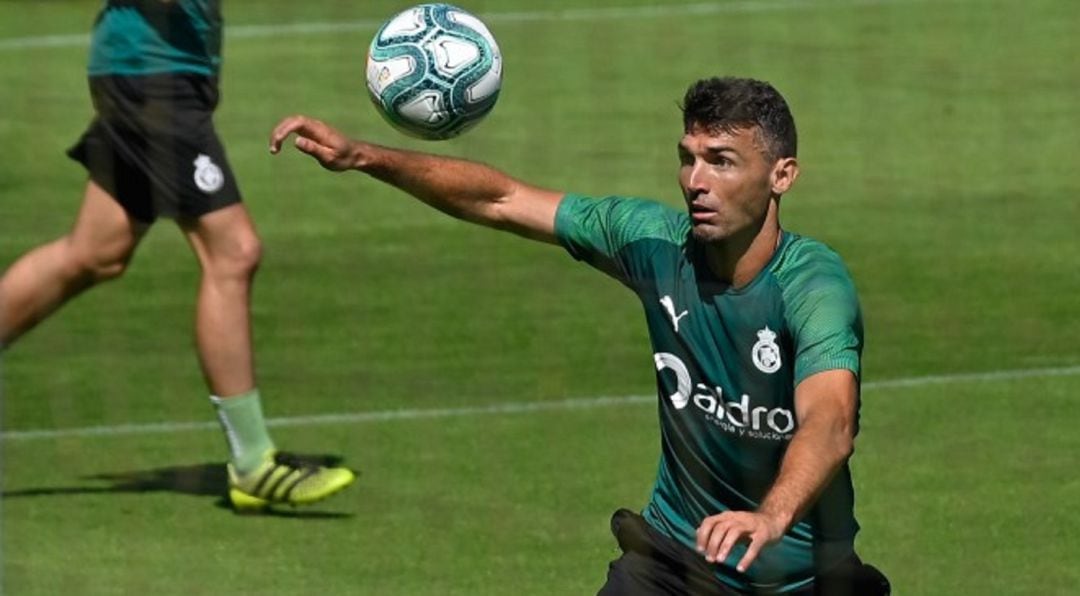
left=2, top=0, right=1079, bottom=594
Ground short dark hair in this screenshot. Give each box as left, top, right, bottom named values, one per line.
left=680, top=77, right=797, bottom=160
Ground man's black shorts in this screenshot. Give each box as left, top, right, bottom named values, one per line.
left=597, top=509, right=891, bottom=596
left=67, top=73, right=242, bottom=223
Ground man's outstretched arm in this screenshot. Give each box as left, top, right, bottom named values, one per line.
left=270, top=115, right=564, bottom=244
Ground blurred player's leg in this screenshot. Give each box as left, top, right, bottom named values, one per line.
left=179, top=204, right=355, bottom=510
left=178, top=203, right=260, bottom=397
left=0, top=180, right=148, bottom=347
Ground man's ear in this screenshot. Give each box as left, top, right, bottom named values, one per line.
left=770, top=157, right=799, bottom=195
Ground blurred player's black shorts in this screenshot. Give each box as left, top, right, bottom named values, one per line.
left=67, top=73, right=242, bottom=223
left=598, top=508, right=891, bottom=596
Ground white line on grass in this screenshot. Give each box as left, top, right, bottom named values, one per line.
left=2, top=364, right=1078, bottom=442
left=0, top=0, right=930, bottom=52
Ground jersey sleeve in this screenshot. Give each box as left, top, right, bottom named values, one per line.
left=554, top=193, right=686, bottom=285
left=780, top=243, right=864, bottom=385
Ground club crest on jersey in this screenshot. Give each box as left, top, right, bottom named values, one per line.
left=752, top=327, right=782, bottom=374
left=193, top=154, right=224, bottom=194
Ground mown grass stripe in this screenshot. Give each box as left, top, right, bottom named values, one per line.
left=0, top=0, right=929, bottom=51
left=3, top=364, right=1078, bottom=442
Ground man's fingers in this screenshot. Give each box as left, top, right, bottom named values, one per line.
left=294, top=135, right=320, bottom=154
left=704, top=529, right=723, bottom=562
left=735, top=533, right=766, bottom=573
left=294, top=137, right=339, bottom=168
left=714, top=523, right=747, bottom=565
left=705, top=521, right=736, bottom=563
left=695, top=516, right=718, bottom=552
left=270, top=115, right=306, bottom=153
left=696, top=513, right=736, bottom=561
left=268, top=115, right=349, bottom=171
left=270, top=115, right=325, bottom=154
left=697, top=512, right=780, bottom=573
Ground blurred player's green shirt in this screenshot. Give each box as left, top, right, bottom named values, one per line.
left=555, top=194, right=863, bottom=593
left=88, top=0, right=222, bottom=76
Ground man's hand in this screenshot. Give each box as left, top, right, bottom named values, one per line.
left=270, top=115, right=358, bottom=171
left=695, top=510, right=787, bottom=573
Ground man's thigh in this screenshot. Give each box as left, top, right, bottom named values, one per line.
left=783, top=555, right=891, bottom=596
left=68, top=180, right=150, bottom=262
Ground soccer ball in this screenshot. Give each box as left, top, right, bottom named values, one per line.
left=366, top=4, right=503, bottom=140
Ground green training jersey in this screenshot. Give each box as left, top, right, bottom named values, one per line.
left=555, top=194, right=863, bottom=593
left=88, top=0, right=223, bottom=77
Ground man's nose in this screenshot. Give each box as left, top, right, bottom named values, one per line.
left=686, top=162, right=709, bottom=194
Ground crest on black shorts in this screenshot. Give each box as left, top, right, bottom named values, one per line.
left=193, top=154, right=225, bottom=194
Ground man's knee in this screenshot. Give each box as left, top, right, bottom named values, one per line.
left=64, top=236, right=135, bottom=283
left=203, top=232, right=262, bottom=281
left=226, top=232, right=262, bottom=276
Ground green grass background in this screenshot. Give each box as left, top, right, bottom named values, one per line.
left=2, top=0, right=1078, bottom=593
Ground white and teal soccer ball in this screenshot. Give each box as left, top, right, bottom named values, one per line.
left=366, top=4, right=502, bottom=140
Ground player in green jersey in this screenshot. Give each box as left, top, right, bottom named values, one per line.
left=0, top=0, right=354, bottom=511
left=269, top=77, right=889, bottom=594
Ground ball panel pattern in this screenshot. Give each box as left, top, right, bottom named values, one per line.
left=366, top=3, right=502, bottom=139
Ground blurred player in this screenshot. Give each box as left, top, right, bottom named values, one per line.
left=0, top=0, right=354, bottom=510
left=270, top=77, right=891, bottom=593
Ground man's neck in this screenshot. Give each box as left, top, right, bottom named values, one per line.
left=703, top=200, right=782, bottom=288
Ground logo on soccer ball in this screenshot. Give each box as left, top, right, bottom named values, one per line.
left=752, top=327, right=782, bottom=374
left=193, top=154, right=224, bottom=194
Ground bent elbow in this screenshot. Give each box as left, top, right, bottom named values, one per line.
left=837, top=437, right=854, bottom=462
left=831, top=429, right=855, bottom=464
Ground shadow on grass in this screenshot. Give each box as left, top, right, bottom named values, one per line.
left=1, top=455, right=355, bottom=519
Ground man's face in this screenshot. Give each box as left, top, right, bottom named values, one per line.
left=677, top=125, right=789, bottom=244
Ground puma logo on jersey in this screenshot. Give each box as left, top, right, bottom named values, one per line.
left=659, top=295, right=689, bottom=332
